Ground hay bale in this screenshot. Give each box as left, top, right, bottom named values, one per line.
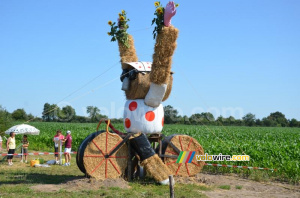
left=151, top=26, right=179, bottom=85
left=125, top=73, right=173, bottom=100
left=141, top=154, right=171, bottom=182
left=83, top=131, right=128, bottom=180
left=77, top=131, right=105, bottom=174
left=118, top=35, right=138, bottom=66
left=162, top=135, right=205, bottom=177
left=125, top=73, right=150, bottom=99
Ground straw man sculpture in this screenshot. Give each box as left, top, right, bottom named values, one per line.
left=108, top=1, right=179, bottom=184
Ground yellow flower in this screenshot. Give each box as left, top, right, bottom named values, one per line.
left=156, top=7, right=163, bottom=14
left=122, top=10, right=125, bottom=14
left=119, top=16, right=125, bottom=21
left=107, top=32, right=111, bottom=36
left=154, top=1, right=160, bottom=7
left=118, top=13, right=121, bottom=17
left=175, top=3, right=179, bottom=7
left=108, top=20, right=112, bottom=25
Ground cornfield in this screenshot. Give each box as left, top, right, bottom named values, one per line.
left=8, top=122, right=300, bottom=184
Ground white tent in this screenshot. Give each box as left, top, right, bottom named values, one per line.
left=5, top=124, right=40, bottom=135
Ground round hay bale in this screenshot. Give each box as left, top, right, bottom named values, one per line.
left=76, top=131, right=105, bottom=174
left=161, top=135, right=204, bottom=177
left=83, top=131, right=128, bottom=180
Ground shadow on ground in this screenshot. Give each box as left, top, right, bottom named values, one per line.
left=0, top=172, right=85, bottom=185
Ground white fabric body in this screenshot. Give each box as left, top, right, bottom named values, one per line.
left=145, top=83, right=167, bottom=107
left=159, top=177, right=175, bottom=185
left=64, top=148, right=71, bottom=153
left=123, top=99, right=164, bottom=134
left=159, top=178, right=170, bottom=185
left=121, top=77, right=130, bottom=91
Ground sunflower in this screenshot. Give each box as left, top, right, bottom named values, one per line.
left=156, top=7, right=163, bottom=14
left=108, top=20, right=112, bottom=26
left=107, top=32, right=111, bottom=36
left=154, top=1, right=160, bottom=7
left=119, top=16, right=125, bottom=21
left=118, top=13, right=121, bottom=17
left=122, top=10, right=125, bottom=14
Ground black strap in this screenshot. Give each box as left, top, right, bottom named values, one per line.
left=160, top=154, right=178, bottom=159
left=164, top=136, right=181, bottom=154
left=107, top=133, right=133, bottom=158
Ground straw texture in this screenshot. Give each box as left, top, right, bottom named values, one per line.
left=163, top=135, right=205, bottom=176
left=124, top=73, right=173, bottom=100
left=151, top=26, right=179, bottom=85
left=83, top=131, right=128, bottom=180
left=118, top=35, right=138, bottom=69
left=141, top=154, right=171, bottom=182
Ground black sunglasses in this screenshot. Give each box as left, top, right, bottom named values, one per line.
left=120, top=69, right=150, bottom=82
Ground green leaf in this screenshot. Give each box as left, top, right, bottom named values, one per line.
left=151, top=18, right=155, bottom=25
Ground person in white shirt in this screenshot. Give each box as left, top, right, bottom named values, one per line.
left=0, top=135, right=3, bottom=152
left=6, top=132, right=16, bottom=166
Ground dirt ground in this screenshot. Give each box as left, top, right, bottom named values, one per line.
left=29, top=173, right=300, bottom=197
left=30, top=178, right=130, bottom=192
left=176, top=173, right=300, bottom=198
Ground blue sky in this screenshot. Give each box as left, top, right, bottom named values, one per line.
left=0, top=0, right=299, bottom=120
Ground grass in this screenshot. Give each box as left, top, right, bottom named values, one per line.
left=0, top=154, right=209, bottom=198
left=218, top=185, right=231, bottom=190
left=0, top=184, right=208, bottom=198
left=235, top=185, right=243, bottom=189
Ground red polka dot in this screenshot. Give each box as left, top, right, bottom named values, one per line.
left=125, top=118, right=131, bottom=128
left=129, top=101, right=137, bottom=111
left=145, top=111, right=155, bottom=122
left=162, top=117, right=164, bottom=127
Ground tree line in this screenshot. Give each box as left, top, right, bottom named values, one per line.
left=40, top=103, right=108, bottom=123
left=0, top=104, right=299, bottom=129
left=163, top=105, right=300, bottom=127
left=0, top=103, right=110, bottom=129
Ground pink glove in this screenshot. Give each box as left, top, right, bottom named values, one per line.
left=164, top=1, right=177, bottom=27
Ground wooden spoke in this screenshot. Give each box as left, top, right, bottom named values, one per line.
left=187, top=138, right=193, bottom=150
left=165, top=150, right=178, bottom=155
left=179, top=136, right=184, bottom=151
left=166, top=160, right=177, bottom=166
left=108, top=139, right=123, bottom=154
left=105, top=159, right=108, bottom=178
left=84, top=131, right=128, bottom=180
left=186, top=163, right=190, bottom=176
left=191, top=161, right=200, bottom=167
left=90, top=159, right=105, bottom=174
left=84, top=155, right=104, bottom=158
left=161, top=135, right=205, bottom=177
left=92, top=139, right=105, bottom=155
left=175, top=163, right=182, bottom=176
left=109, top=159, right=121, bottom=174
left=109, top=156, right=127, bottom=159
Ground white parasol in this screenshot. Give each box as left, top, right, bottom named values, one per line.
left=5, top=124, right=40, bottom=135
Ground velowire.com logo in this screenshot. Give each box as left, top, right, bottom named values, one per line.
left=176, top=152, right=250, bottom=163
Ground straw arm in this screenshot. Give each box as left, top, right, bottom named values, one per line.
left=145, top=26, right=179, bottom=107
left=118, top=35, right=138, bottom=69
